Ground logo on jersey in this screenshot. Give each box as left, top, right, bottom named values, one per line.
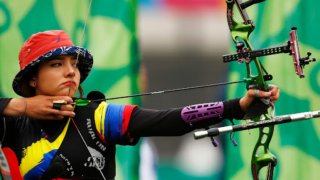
left=83, top=146, right=105, bottom=170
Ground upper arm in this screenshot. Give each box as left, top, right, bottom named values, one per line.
left=94, top=102, right=138, bottom=145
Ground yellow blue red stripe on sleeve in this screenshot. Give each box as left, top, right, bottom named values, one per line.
left=94, top=102, right=137, bottom=145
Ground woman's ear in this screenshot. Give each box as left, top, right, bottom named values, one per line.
left=29, top=78, right=36, bottom=87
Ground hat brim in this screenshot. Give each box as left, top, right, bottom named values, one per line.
left=13, top=46, right=93, bottom=97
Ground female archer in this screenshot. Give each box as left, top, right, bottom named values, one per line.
left=0, top=30, right=279, bottom=179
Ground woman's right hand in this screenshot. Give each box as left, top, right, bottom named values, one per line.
left=4, top=95, right=75, bottom=120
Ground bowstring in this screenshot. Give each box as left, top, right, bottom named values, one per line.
left=70, top=0, right=107, bottom=179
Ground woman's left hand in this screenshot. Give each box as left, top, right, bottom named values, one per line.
left=240, top=85, right=280, bottom=112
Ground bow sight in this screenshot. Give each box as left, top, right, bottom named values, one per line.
left=223, top=27, right=317, bottom=78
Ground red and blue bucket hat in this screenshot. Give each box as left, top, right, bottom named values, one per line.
left=12, top=30, right=93, bottom=97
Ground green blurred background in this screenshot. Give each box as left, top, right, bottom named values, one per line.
left=0, top=0, right=319, bottom=179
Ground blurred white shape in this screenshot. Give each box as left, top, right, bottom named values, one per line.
left=138, top=8, right=229, bottom=56
left=140, top=139, right=158, bottom=180
left=176, top=135, right=223, bottom=176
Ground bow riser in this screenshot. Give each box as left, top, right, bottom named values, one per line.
left=226, top=0, right=276, bottom=179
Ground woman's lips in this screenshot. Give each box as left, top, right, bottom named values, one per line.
left=62, top=81, right=77, bottom=86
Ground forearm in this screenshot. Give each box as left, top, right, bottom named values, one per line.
left=129, top=107, right=190, bottom=137
left=181, top=98, right=244, bottom=125
left=129, top=98, right=245, bottom=137
left=1, top=98, right=26, bottom=117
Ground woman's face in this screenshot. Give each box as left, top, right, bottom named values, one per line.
left=32, top=55, right=81, bottom=97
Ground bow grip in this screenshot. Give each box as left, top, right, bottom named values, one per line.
left=243, top=98, right=269, bottom=119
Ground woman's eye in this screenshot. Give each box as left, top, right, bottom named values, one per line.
left=50, top=62, right=62, bottom=67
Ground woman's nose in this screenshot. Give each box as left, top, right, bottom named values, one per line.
left=65, top=62, right=76, bottom=77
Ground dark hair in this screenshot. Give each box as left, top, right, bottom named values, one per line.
left=19, top=66, right=39, bottom=97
